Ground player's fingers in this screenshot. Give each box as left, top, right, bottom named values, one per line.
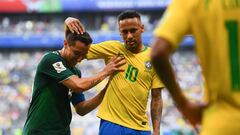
left=109, top=55, right=118, bottom=63
left=68, top=23, right=77, bottom=33
left=77, top=21, right=86, bottom=34
left=68, top=23, right=75, bottom=33
left=112, top=67, right=125, bottom=72
left=71, top=22, right=82, bottom=34
left=113, top=56, right=125, bottom=64
left=115, top=59, right=126, bottom=67
left=117, top=68, right=125, bottom=72
left=69, top=23, right=79, bottom=34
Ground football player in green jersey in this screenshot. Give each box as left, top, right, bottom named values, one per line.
left=23, top=30, right=125, bottom=135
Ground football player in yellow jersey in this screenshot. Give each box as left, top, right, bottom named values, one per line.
left=65, top=10, right=164, bottom=135
left=151, top=0, right=240, bottom=135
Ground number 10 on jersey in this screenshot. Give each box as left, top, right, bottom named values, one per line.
left=125, top=64, right=139, bottom=82
left=225, top=20, right=240, bottom=90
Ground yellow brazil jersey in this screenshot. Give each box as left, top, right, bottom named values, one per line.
left=154, top=0, right=240, bottom=135
left=87, top=40, right=164, bottom=131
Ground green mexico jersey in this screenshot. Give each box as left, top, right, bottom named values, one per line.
left=23, top=51, right=83, bottom=135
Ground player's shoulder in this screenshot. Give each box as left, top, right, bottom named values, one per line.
left=101, top=40, right=122, bottom=45
left=171, top=0, right=199, bottom=10
left=43, top=51, right=60, bottom=58
left=41, top=51, right=63, bottom=63
left=96, top=40, right=123, bottom=49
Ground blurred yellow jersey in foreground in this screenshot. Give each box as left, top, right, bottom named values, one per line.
left=154, top=0, right=240, bottom=135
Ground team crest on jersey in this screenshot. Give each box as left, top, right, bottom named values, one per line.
left=68, top=89, right=73, bottom=99
left=117, top=52, right=124, bottom=57
left=52, top=51, right=59, bottom=55
left=52, top=61, right=66, bottom=73
left=145, top=61, right=152, bottom=70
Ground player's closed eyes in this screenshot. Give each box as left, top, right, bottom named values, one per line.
left=129, top=29, right=137, bottom=33
left=73, top=51, right=82, bottom=57
left=122, top=29, right=137, bottom=35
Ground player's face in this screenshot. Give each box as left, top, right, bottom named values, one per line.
left=119, top=17, right=144, bottom=52
left=65, top=40, right=89, bottom=67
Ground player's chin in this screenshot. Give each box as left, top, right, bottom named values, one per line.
left=71, top=61, right=78, bottom=66
left=126, top=43, right=136, bottom=49
left=126, top=41, right=136, bottom=46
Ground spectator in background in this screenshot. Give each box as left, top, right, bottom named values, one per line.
left=151, top=0, right=240, bottom=135
left=65, top=10, right=164, bottom=135
left=23, top=31, right=125, bottom=135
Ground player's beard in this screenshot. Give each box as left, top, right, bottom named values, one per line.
left=68, top=59, right=78, bottom=67
left=125, top=40, right=139, bottom=52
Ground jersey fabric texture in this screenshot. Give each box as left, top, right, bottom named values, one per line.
left=23, top=51, right=85, bottom=135
left=87, top=40, right=164, bottom=131
left=154, top=0, right=240, bottom=134
left=99, top=119, right=151, bottom=135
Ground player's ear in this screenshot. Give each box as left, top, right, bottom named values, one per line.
left=118, top=28, right=122, bottom=36
left=141, top=24, right=144, bottom=32
left=119, top=30, right=123, bottom=36
left=118, top=22, right=123, bottom=36
left=64, top=40, right=68, bottom=47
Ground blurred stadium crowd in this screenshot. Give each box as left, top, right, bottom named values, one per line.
left=0, top=13, right=157, bottom=35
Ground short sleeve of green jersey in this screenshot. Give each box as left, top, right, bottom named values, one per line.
left=153, top=0, right=190, bottom=50
left=87, top=40, right=121, bottom=60
left=37, top=52, right=74, bottom=82
left=151, top=70, right=165, bottom=89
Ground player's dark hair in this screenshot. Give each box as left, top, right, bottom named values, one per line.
left=65, top=30, right=93, bottom=46
left=118, top=10, right=141, bottom=22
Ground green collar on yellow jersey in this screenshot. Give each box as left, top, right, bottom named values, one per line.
left=122, top=43, right=148, bottom=53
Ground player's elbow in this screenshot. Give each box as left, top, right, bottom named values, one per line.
left=151, top=47, right=163, bottom=64
left=151, top=38, right=172, bottom=55
left=63, top=76, right=87, bottom=93
left=75, top=84, right=87, bottom=93
left=70, top=85, right=85, bottom=93
left=76, top=111, right=86, bottom=116
left=70, top=81, right=89, bottom=92
left=151, top=37, right=172, bottom=62
left=74, top=103, right=89, bottom=116
left=151, top=50, right=160, bottom=63
left=76, top=109, right=88, bottom=116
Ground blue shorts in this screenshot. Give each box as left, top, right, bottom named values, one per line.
left=99, top=119, right=151, bottom=135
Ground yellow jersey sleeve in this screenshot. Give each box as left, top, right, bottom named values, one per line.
left=153, top=0, right=190, bottom=50
left=151, top=70, right=165, bottom=89
left=87, top=40, right=121, bottom=60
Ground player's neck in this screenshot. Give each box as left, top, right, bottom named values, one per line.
left=59, top=49, right=65, bottom=59
left=131, top=44, right=144, bottom=53
left=59, top=49, right=73, bottom=68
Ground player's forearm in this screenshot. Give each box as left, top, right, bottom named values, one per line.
left=153, top=54, right=187, bottom=108
left=74, top=84, right=107, bottom=116
left=75, top=71, right=108, bottom=92
left=151, top=38, right=188, bottom=109
left=151, top=93, right=162, bottom=134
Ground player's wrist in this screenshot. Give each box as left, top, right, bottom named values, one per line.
left=98, top=70, right=108, bottom=79
left=70, top=92, right=85, bottom=105
left=152, top=130, right=160, bottom=135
